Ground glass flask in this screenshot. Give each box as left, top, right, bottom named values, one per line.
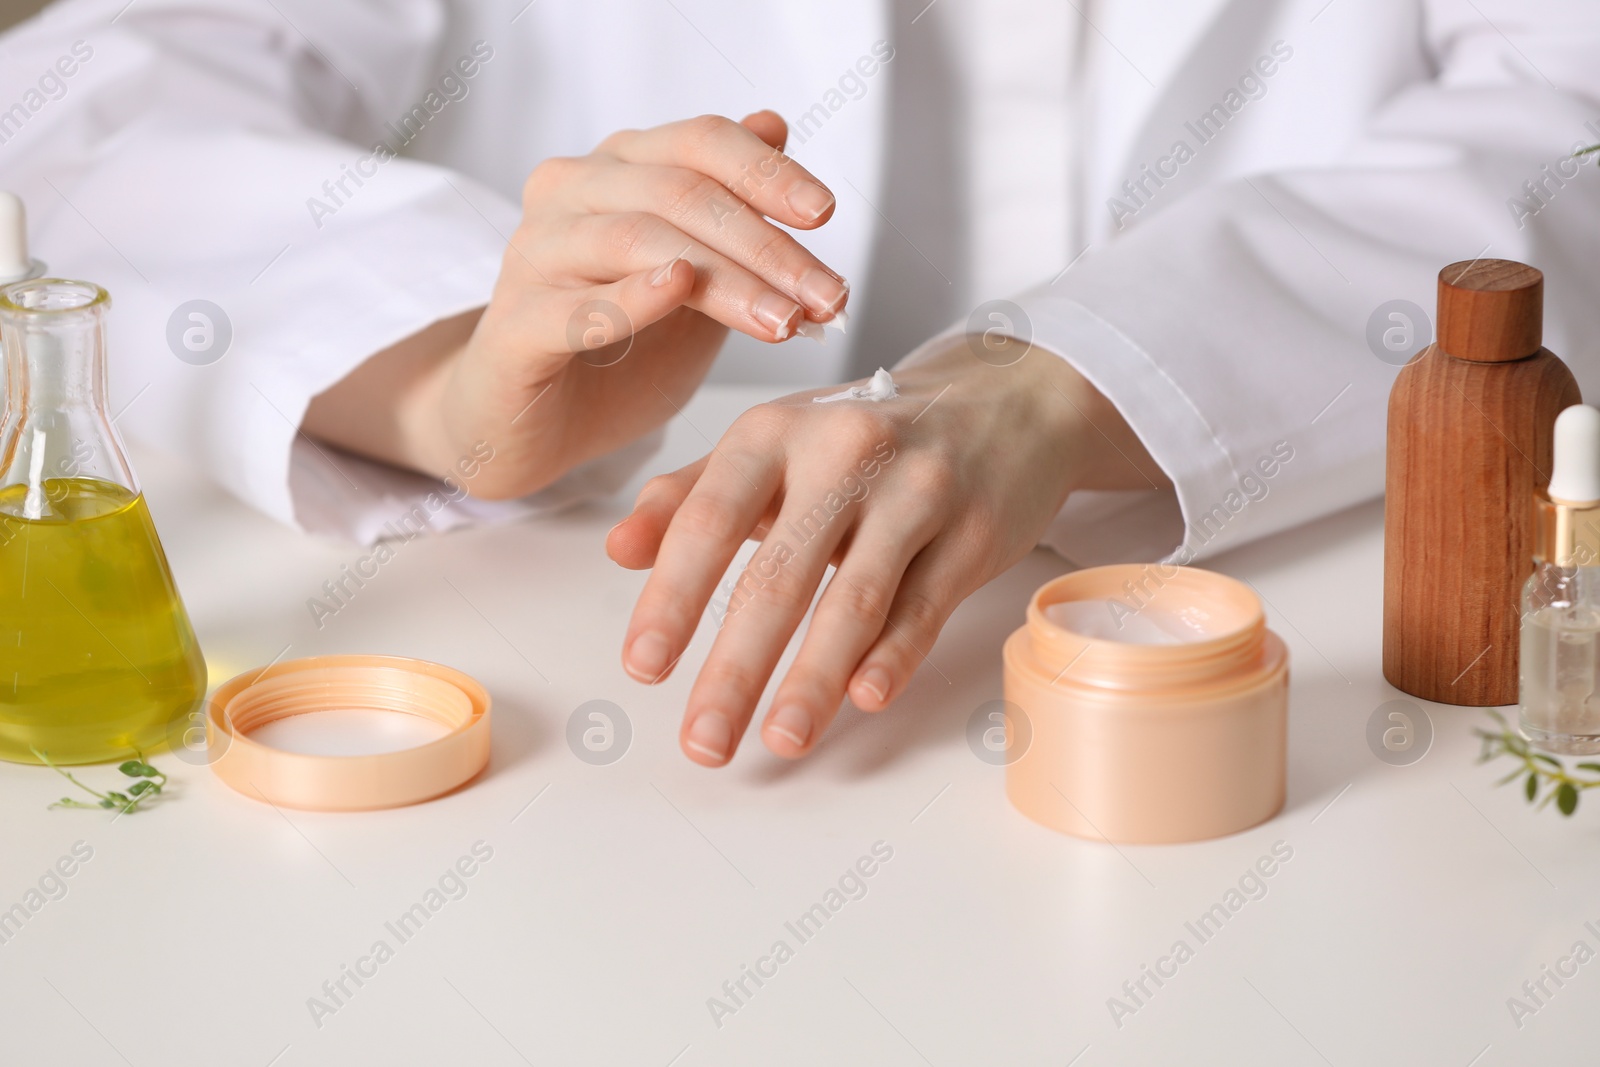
left=0, top=279, right=206, bottom=764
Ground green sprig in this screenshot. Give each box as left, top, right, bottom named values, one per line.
left=31, top=747, right=168, bottom=814
left=1474, top=710, right=1600, bottom=817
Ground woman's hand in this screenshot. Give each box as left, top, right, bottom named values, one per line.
left=305, top=111, right=848, bottom=495
left=606, top=340, right=1169, bottom=766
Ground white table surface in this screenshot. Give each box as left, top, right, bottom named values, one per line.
left=2, top=384, right=1595, bottom=1066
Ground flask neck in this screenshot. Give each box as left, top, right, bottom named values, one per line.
left=0, top=279, right=137, bottom=517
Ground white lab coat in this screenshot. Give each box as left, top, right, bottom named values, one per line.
left=1, top=0, right=1597, bottom=561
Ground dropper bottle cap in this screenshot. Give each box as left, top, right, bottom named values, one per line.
left=1536, top=404, right=1600, bottom=565
left=0, top=192, right=45, bottom=284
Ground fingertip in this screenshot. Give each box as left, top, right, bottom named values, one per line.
left=608, top=518, right=663, bottom=570
left=625, top=629, right=676, bottom=684
left=682, top=711, right=735, bottom=767
left=762, top=715, right=812, bottom=758
left=763, top=730, right=809, bottom=759
left=740, top=109, right=788, bottom=151
left=849, top=666, right=894, bottom=712
left=605, top=516, right=648, bottom=568
left=647, top=254, right=694, bottom=291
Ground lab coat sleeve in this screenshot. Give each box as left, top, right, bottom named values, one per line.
left=910, top=1, right=1600, bottom=567
left=0, top=0, right=645, bottom=541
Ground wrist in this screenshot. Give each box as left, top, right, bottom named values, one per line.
left=410, top=342, right=472, bottom=476
left=1032, top=349, right=1168, bottom=492
left=304, top=308, right=482, bottom=481
left=906, top=333, right=1167, bottom=493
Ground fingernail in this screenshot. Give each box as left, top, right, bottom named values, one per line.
left=767, top=705, right=812, bottom=749
left=753, top=292, right=802, bottom=340
left=786, top=180, right=835, bottom=222
left=796, top=268, right=849, bottom=316
left=651, top=245, right=692, bottom=286
left=686, top=712, right=734, bottom=763
left=627, top=631, right=672, bottom=680
left=857, top=667, right=892, bottom=705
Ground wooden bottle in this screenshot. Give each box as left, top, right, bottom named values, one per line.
left=1383, top=260, right=1580, bottom=706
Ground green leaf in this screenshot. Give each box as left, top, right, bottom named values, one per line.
left=119, top=760, right=157, bottom=778
left=1532, top=753, right=1563, bottom=769
left=1558, top=782, right=1580, bottom=815
left=105, top=791, right=130, bottom=804
left=1576, top=763, right=1600, bottom=773
left=1526, top=772, right=1539, bottom=802
left=98, top=798, right=114, bottom=809
left=127, top=781, right=153, bottom=796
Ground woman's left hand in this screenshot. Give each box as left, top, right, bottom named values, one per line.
left=606, top=338, right=1168, bottom=766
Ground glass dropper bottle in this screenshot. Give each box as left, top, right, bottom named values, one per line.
left=1520, top=404, right=1600, bottom=754
left=0, top=191, right=45, bottom=285
left=0, top=279, right=206, bottom=764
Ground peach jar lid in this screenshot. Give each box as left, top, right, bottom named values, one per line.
left=204, top=655, right=492, bottom=812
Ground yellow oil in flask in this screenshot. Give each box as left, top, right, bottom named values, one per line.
left=0, top=280, right=205, bottom=764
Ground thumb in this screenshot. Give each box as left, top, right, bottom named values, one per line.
left=534, top=254, right=696, bottom=369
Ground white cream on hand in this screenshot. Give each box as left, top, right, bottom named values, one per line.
left=814, top=367, right=898, bottom=404
left=1044, top=598, right=1215, bottom=645
left=795, top=307, right=850, bottom=343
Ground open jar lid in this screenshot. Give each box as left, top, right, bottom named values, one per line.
left=205, top=655, right=491, bottom=811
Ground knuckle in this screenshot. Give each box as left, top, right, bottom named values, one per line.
left=609, top=211, right=664, bottom=262
left=639, top=473, right=679, bottom=505
left=902, top=455, right=957, bottom=498
left=681, top=113, right=733, bottom=149
left=594, top=127, right=638, bottom=154
left=745, top=226, right=798, bottom=277
left=731, top=542, right=816, bottom=617
left=697, top=658, right=763, bottom=700
left=835, top=412, right=891, bottom=455
left=732, top=402, right=791, bottom=443
left=892, top=588, right=947, bottom=643
left=673, top=496, right=746, bottom=546
left=523, top=155, right=580, bottom=202
left=828, top=572, right=893, bottom=622
left=658, top=171, right=726, bottom=224
left=759, top=570, right=817, bottom=616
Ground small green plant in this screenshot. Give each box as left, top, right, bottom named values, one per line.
left=31, top=747, right=167, bottom=814
left=1475, top=710, right=1600, bottom=816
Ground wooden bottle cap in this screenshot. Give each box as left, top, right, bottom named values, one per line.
left=1436, top=259, right=1543, bottom=363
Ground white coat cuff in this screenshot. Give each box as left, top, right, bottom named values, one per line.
left=291, top=431, right=664, bottom=544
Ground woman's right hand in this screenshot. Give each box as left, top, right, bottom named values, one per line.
left=306, top=110, right=849, bottom=494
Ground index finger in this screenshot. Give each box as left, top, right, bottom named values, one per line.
left=600, top=113, right=835, bottom=229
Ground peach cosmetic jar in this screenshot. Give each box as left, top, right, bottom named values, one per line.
left=1003, top=565, right=1289, bottom=844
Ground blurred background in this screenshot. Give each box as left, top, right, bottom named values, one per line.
left=3, top=2, right=49, bottom=30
